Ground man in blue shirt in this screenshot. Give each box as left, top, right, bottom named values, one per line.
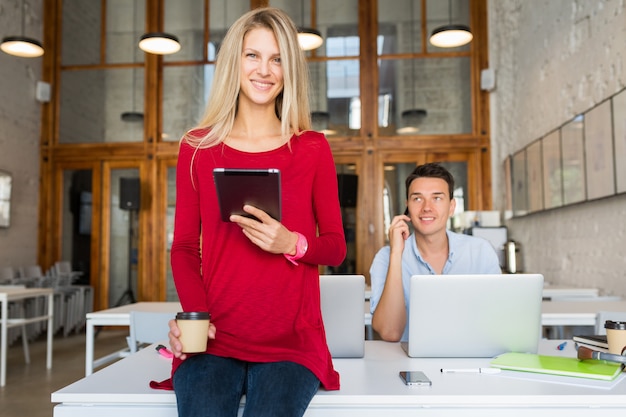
left=369, top=163, right=501, bottom=342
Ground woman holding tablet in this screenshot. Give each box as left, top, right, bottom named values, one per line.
left=168, top=7, right=346, bottom=417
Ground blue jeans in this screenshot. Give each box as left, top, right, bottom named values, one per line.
left=173, top=354, right=320, bottom=417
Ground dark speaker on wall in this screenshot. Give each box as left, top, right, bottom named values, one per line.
left=337, top=173, right=358, bottom=208
left=119, top=177, right=140, bottom=211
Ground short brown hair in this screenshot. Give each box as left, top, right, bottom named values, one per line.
left=405, top=163, right=455, bottom=199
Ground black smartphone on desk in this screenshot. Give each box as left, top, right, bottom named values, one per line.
left=399, top=371, right=432, bottom=386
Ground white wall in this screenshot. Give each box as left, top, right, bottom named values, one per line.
left=0, top=0, right=43, bottom=268
left=488, top=0, right=626, bottom=295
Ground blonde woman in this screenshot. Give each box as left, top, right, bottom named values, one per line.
left=168, top=7, right=346, bottom=417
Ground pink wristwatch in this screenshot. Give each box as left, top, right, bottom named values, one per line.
left=284, top=232, right=308, bottom=265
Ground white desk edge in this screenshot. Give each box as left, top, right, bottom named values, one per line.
left=55, top=339, right=626, bottom=417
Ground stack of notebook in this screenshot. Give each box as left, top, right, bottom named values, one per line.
left=491, top=351, right=624, bottom=381
left=572, top=334, right=610, bottom=353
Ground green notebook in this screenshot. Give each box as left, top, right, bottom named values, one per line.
left=491, top=352, right=624, bottom=381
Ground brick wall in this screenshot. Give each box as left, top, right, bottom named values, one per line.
left=0, top=0, right=43, bottom=268
left=489, top=0, right=626, bottom=295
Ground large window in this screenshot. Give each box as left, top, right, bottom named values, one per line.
left=41, top=1, right=490, bottom=303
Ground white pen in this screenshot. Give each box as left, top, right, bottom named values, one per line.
left=440, top=368, right=501, bottom=374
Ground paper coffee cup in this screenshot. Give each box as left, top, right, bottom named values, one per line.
left=604, top=320, right=626, bottom=355
left=176, top=312, right=211, bottom=353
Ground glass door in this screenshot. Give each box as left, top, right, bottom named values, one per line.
left=57, top=166, right=97, bottom=284
left=99, top=161, right=146, bottom=309
left=106, top=167, right=140, bottom=307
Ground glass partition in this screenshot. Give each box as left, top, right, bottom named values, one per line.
left=378, top=0, right=422, bottom=55
left=62, top=0, right=146, bottom=66
left=379, top=57, right=472, bottom=136
left=60, top=169, right=93, bottom=285
left=163, top=0, right=205, bottom=62
left=61, top=0, right=102, bottom=66
left=59, top=68, right=144, bottom=143
left=162, top=65, right=214, bottom=141
left=108, top=168, right=140, bottom=307
left=106, top=0, right=146, bottom=64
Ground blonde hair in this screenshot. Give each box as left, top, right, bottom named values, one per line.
left=183, top=7, right=312, bottom=149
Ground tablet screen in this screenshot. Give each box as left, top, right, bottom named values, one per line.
left=213, top=168, right=281, bottom=222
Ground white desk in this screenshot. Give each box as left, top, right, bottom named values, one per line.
left=54, top=339, right=626, bottom=416
left=0, top=287, right=54, bottom=387
left=365, top=299, right=626, bottom=331
left=84, top=302, right=180, bottom=376
left=85, top=298, right=626, bottom=376
left=87, top=301, right=376, bottom=374
left=541, top=299, right=626, bottom=327
left=542, top=285, right=600, bottom=300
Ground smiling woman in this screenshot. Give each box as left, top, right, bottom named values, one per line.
left=227, top=26, right=286, bottom=152
left=168, top=7, right=346, bottom=417
left=238, top=28, right=284, bottom=108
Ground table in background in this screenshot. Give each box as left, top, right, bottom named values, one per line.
left=85, top=301, right=180, bottom=376
left=364, top=295, right=624, bottom=338
left=542, top=285, right=600, bottom=300
left=54, top=339, right=626, bottom=417
left=86, top=297, right=626, bottom=376
left=541, top=299, right=626, bottom=327
left=0, top=286, right=54, bottom=387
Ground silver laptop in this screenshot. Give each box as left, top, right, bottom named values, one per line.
left=320, top=274, right=365, bottom=358
left=402, top=273, right=544, bottom=357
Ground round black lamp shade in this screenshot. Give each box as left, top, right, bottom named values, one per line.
left=429, top=24, right=473, bottom=48
left=1, top=36, right=44, bottom=57
left=138, top=32, right=181, bottom=55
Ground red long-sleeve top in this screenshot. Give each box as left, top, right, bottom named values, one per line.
left=170, top=130, right=347, bottom=390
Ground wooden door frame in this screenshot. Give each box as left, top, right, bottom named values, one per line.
left=155, top=156, right=178, bottom=301
left=99, top=160, right=148, bottom=310
left=45, top=160, right=103, bottom=300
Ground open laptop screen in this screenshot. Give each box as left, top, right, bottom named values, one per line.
left=402, top=274, right=544, bottom=358
left=320, top=274, right=365, bottom=358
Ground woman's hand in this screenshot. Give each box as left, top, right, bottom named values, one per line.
left=168, top=318, right=216, bottom=360
left=230, top=204, right=297, bottom=255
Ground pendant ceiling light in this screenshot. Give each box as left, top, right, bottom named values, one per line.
left=0, top=0, right=44, bottom=58
left=396, top=109, right=427, bottom=135
left=297, top=0, right=323, bottom=51
left=121, top=111, right=144, bottom=122
left=429, top=0, right=473, bottom=48
left=138, top=32, right=181, bottom=55
left=297, top=28, right=323, bottom=51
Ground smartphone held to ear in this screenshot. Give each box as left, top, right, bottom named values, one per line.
left=399, top=371, right=432, bottom=386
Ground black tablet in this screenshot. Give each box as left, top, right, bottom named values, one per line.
left=213, top=168, right=281, bottom=222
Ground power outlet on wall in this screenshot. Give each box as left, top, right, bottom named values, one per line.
left=36, top=81, right=51, bottom=103
left=480, top=68, right=496, bottom=92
